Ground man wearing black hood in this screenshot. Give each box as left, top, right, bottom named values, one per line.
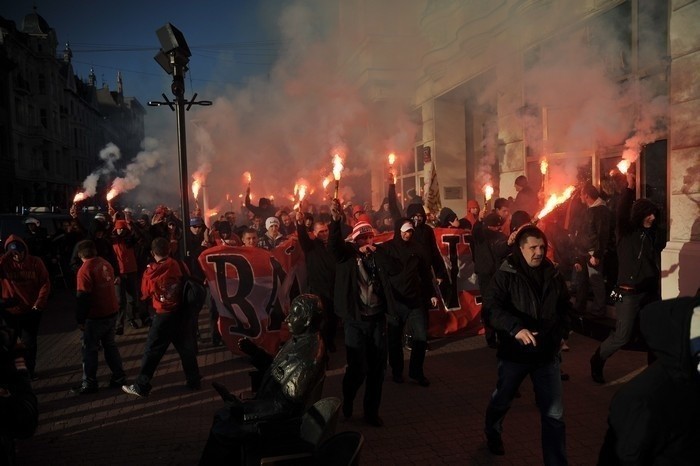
left=483, top=225, right=571, bottom=464
left=384, top=218, right=438, bottom=386
left=405, top=203, right=448, bottom=285
left=590, top=198, right=663, bottom=384
left=598, top=296, right=700, bottom=465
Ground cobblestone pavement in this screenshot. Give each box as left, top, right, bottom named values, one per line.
left=15, top=289, right=647, bottom=465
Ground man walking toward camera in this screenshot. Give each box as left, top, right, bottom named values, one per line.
left=483, top=226, right=571, bottom=465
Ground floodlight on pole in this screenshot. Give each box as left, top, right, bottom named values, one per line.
left=148, top=23, right=211, bottom=261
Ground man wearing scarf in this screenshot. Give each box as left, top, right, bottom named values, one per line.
left=483, top=225, right=571, bottom=465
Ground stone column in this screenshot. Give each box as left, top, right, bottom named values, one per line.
left=661, top=0, right=700, bottom=298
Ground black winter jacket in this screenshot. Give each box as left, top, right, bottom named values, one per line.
left=598, top=297, right=700, bottom=465
left=484, top=255, right=572, bottom=364
left=382, top=219, right=434, bottom=308
left=297, top=223, right=336, bottom=301
left=328, top=219, right=399, bottom=321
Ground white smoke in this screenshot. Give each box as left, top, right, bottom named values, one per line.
left=80, top=142, right=121, bottom=196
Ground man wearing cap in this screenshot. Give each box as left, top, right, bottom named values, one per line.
left=0, top=236, right=50, bottom=380
left=328, top=199, right=400, bottom=427
left=384, top=218, right=438, bottom=387
left=257, top=217, right=287, bottom=251
left=22, top=217, right=50, bottom=264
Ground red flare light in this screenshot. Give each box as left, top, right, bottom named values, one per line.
left=483, top=184, right=494, bottom=201
left=73, top=192, right=88, bottom=203
left=535, top=186, right=576, bottom=220
left=617, top=159, right=631, bottom=174
left=106, top=188, right=119, bottom=202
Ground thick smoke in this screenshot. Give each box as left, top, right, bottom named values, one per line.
left=81, top=142, right=121, bottom=197
left=110, top=137, right=164, bottom=201
left=139, top=0, right=668, bottom=211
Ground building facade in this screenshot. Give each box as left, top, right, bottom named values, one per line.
left=339, top=0, right=699, bottom=299
left=0, top=9, right=145, bottom=212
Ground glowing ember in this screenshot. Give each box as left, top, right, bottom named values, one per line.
left=269, top=195, right=274, bottom=201
left=322, top=176, right=332, bottom=190
left=192, top=178, right=202, bottom=199
left=332, top=154, right=344, bottom=181
left=483, top=184, right=494, bottom=201
left=617, top=159, right=631, bottom=174
left=540, top=159, right=548, bottom=175
left=388, top=153, right=396, bottom=166
left=243, top=171, right=252, bottom=184
left=106, top=188, right=119, bottom=201
left=226, top=193, right=231, bottom=202
left=535, top=186, right=576, bottom=220
left=73, top=192, right=88, bottom=203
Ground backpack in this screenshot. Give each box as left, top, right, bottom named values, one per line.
left=177, top=261, right=207, bottom=314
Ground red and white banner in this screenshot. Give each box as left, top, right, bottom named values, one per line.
left=199, top=228, right=483, bottom=355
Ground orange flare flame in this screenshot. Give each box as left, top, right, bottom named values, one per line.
left=617, top=159, right=631, bottom=174
left=388, top=153, right=396, bottom=166
left=483, top=184, right=494, bottom=201
left=332, top=154, right=344, bottom=181
left=243, top=171, right=252, bottom=184
left=540, top=159, right=548, bottom=175
left=322, top=176, right=331, bottom=190
left=106, top=188, right=119, bottom=202
left=192, top=178, right=201, bottom=200
left=535, top=186, right=576, bottom=220
left=73, top=192, right=88, bottom=203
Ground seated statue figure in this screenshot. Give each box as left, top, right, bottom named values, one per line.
left=199, top=294, right=327, bottom=465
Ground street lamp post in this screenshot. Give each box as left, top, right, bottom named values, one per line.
left=148, top=23, right=211, bottom=260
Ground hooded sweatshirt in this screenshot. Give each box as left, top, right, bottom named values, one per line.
left=598, top=296, right=700, bottom=465
left=0, top=236, right=50, bottom=315
left=111, top=220, right=138, bottom=274
left=141, top=257, right=185, bottom=314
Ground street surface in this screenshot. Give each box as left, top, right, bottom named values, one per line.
left=15, top=289, right=646, bottom=465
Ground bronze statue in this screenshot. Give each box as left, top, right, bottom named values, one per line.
left=200, top=294, right=327, bottom=465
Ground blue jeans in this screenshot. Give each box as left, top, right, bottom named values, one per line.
left=387, top=302, right=427, bottom=379
left=485, top=358, right=567, bottom=466
left=82, top=315, right=126, bottom=387
left=135, top=312, right=200, bottom=394
left=342, top=316, right=387, bottom=418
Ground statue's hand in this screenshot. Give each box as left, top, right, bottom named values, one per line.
left=238, top=337, right=257, bottom=356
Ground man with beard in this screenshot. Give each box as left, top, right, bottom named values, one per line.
left=296, top=213, right=337, bottom=352
left=483, top=226, right=571, bottom=464
left=384, top=218, right=438, bottom=387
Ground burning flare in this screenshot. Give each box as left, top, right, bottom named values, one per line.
left=73, top=192, right=88, bottom=203
left=540, top=158, right=548, bottom=175
left=192, top=178, right=202, bottom=200
left=388, top=153, right=396, bottom=166
left=617, top=159, right=631, bottom=174
left=243, top=171, right=252, bottom=185
left=106, top=188, right=119, bottom=202
left=332, top=154, right=344, bottom=181
left=322, top=176, right=332, bottom=190
left=535, top=186, right=576, bottom=220
left=483, top=184, right=494, bottom=202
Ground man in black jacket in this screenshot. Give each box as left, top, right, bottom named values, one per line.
left=296, top=213, right=337, bottom=352
left=483, top=226, right=571, bottom=464
left=473, top=213, right=510, bottom=348
left=512, top=175, right=540, bottom=218
left=384, top=218, right=438, bottom=387
left=328, top=199, right=399, bottom=427
left=597, top=296, right=700, bottom=465
left=590, top=198, right=662, bottom=384
left=574, top=183, right=614, bottom=316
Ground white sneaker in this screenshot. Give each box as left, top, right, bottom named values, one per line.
left=122, top=384, right=147, bottom=397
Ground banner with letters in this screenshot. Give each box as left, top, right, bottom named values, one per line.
left=199, top=228, right=483, bottom=356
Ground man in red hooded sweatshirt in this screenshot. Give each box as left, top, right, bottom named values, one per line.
left=122, top=237, right=201, bottom=397
left=0, top=236, right=50, bottom=380
left=111, top=219, right=143, bottom=333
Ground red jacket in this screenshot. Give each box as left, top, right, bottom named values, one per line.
left=0, top=235, right=50, bottom=315
left=76, top=256, right=119, bottom=320
left=111, top=221, right=138, bottom=274
left=141, top=257, right=186, bottom=314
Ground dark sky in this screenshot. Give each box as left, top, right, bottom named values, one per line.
left=2, top=1, right=285, bottom=108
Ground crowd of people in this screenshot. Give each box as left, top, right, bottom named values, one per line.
left=1, top=164, right=696, bottom=466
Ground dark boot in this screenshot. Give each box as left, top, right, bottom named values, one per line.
left=590, top=347, right=606, bottom=384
